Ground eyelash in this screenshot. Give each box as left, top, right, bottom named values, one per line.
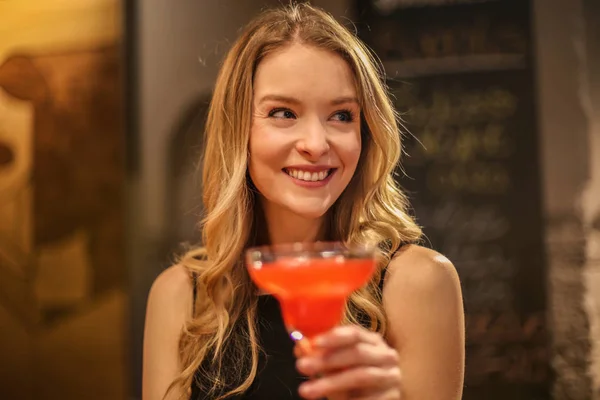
left=268, top=108, right=296, bottom=119
left=333, top=109, right=356, bottom=123
left=267, top=108, right=356, bottom=123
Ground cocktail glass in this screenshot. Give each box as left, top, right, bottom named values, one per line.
left=245, top=241, right=377, bottom=341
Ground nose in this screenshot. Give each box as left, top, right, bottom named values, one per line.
left=295, top=118, right=330, bottom=160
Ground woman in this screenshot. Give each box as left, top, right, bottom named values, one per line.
left=143, top=3, right=465, bottom=400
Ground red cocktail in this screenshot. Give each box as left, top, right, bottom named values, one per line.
left=246, top=242, right=376, bottom=340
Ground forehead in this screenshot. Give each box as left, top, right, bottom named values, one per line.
left=253, top=43, right=357, bottom=100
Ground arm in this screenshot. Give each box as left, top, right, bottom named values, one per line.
left=295, top=245, right=465, bottom=400
left=142, top=265, right=193, bottom=400
left=383, top=245, right=465, bottom=399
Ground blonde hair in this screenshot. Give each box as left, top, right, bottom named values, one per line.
left=169, top=3, right=422, bottom=399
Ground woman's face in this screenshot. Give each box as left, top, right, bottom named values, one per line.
left=249, top=43, right=362, bottom=220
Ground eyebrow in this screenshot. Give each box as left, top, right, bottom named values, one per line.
left=257, top=94, right=360, bottom=106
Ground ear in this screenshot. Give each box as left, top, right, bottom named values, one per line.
left=0, top=55, right=48, bottom=101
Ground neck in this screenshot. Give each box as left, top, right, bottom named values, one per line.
left=259, top=198, right=326, bottom=245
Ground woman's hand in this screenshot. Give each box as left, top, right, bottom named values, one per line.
left=295, top=325, right=402, bottom=400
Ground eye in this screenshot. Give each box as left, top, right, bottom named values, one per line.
left=330, top=109, right=356, bottom=123
left=268, top=108, right=296, bottom=119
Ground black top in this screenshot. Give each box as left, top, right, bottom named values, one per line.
left=190, top=267, right=389, bottom=399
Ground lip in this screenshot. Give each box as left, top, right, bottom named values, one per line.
left=284, top=164, right=334, bottom=172
left=282, top=167, right=337, bottom=188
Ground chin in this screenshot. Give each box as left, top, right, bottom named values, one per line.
left=286, top=202, right=331, bottom=220
left=294, top=209, right=329, bottom=220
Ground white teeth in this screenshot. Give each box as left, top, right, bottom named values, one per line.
left=285, top=168, right=331, bottom=182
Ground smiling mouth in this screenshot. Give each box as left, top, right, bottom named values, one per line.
left=283, top=168, right=336, bottom=182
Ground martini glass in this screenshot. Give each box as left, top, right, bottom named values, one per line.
left=245, top=241, right=377, bottom=341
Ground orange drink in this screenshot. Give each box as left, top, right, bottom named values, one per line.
left=246, top=242, right=376, bottom=339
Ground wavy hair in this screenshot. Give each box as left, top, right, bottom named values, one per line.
left=168, top=3, right=422, bottom=399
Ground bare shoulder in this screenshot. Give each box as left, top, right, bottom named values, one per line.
left=382, top=244, right=463, bottom=324
left=385, top=244, right=461, bottom=292
left=147, top=263, right=194, bottom=314
left=143, top=264, right=194, bottom=400
left=382, top=244, right=465, bottom=399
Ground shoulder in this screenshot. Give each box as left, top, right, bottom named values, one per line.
left=382, top=244, right=464, bottom=342
left=384, top=244, right=461, bottom=297
left=143, top=264, right=194, bottom=399
left=146, top=264, right=196, bottom=329
left=147, top=264, right=194, bottom=315
left=145, top=263, right=194, bottom=340
left=381, top=245, right=465, bottom=398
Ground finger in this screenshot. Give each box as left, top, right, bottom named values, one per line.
left=313, top=325, right=381, bottom=350
left=294, top=344, right=302, bottom=358
left=350, top=388, right=402, bottom=400
left=298, top=366, right=401, bottom=399
left=296, top=342, right=398, bottom=376
left=294, top=338, right=313, bottom=358
left=325, top=392, right=347, bottom=400
left=307, top=390, right=347, bottom=400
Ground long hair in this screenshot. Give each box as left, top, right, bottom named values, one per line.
left=168, top=3, right=422, bottom=399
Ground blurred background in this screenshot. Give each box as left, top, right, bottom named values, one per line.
left=0, top=0, right=598, bottom=399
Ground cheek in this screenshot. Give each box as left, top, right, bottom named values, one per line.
left=249, top=120, right=295, bottom=163
left=248, top=125, right=283, bottom=187
left=340, top=134, right=362, bottom=170
left=248, top=137, right=267, bottom=184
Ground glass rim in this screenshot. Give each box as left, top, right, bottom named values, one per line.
left=245, top=241, right=377, bottom=260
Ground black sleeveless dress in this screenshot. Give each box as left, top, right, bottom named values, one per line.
left=190, top=268, right=389, bottom=399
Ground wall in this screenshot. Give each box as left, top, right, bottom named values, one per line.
left=533, top=0, right=600, bottom=397
left=582, top=0, right=600, bottom=397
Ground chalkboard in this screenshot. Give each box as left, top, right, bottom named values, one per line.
left=355, top=0, right=550, bottom=398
